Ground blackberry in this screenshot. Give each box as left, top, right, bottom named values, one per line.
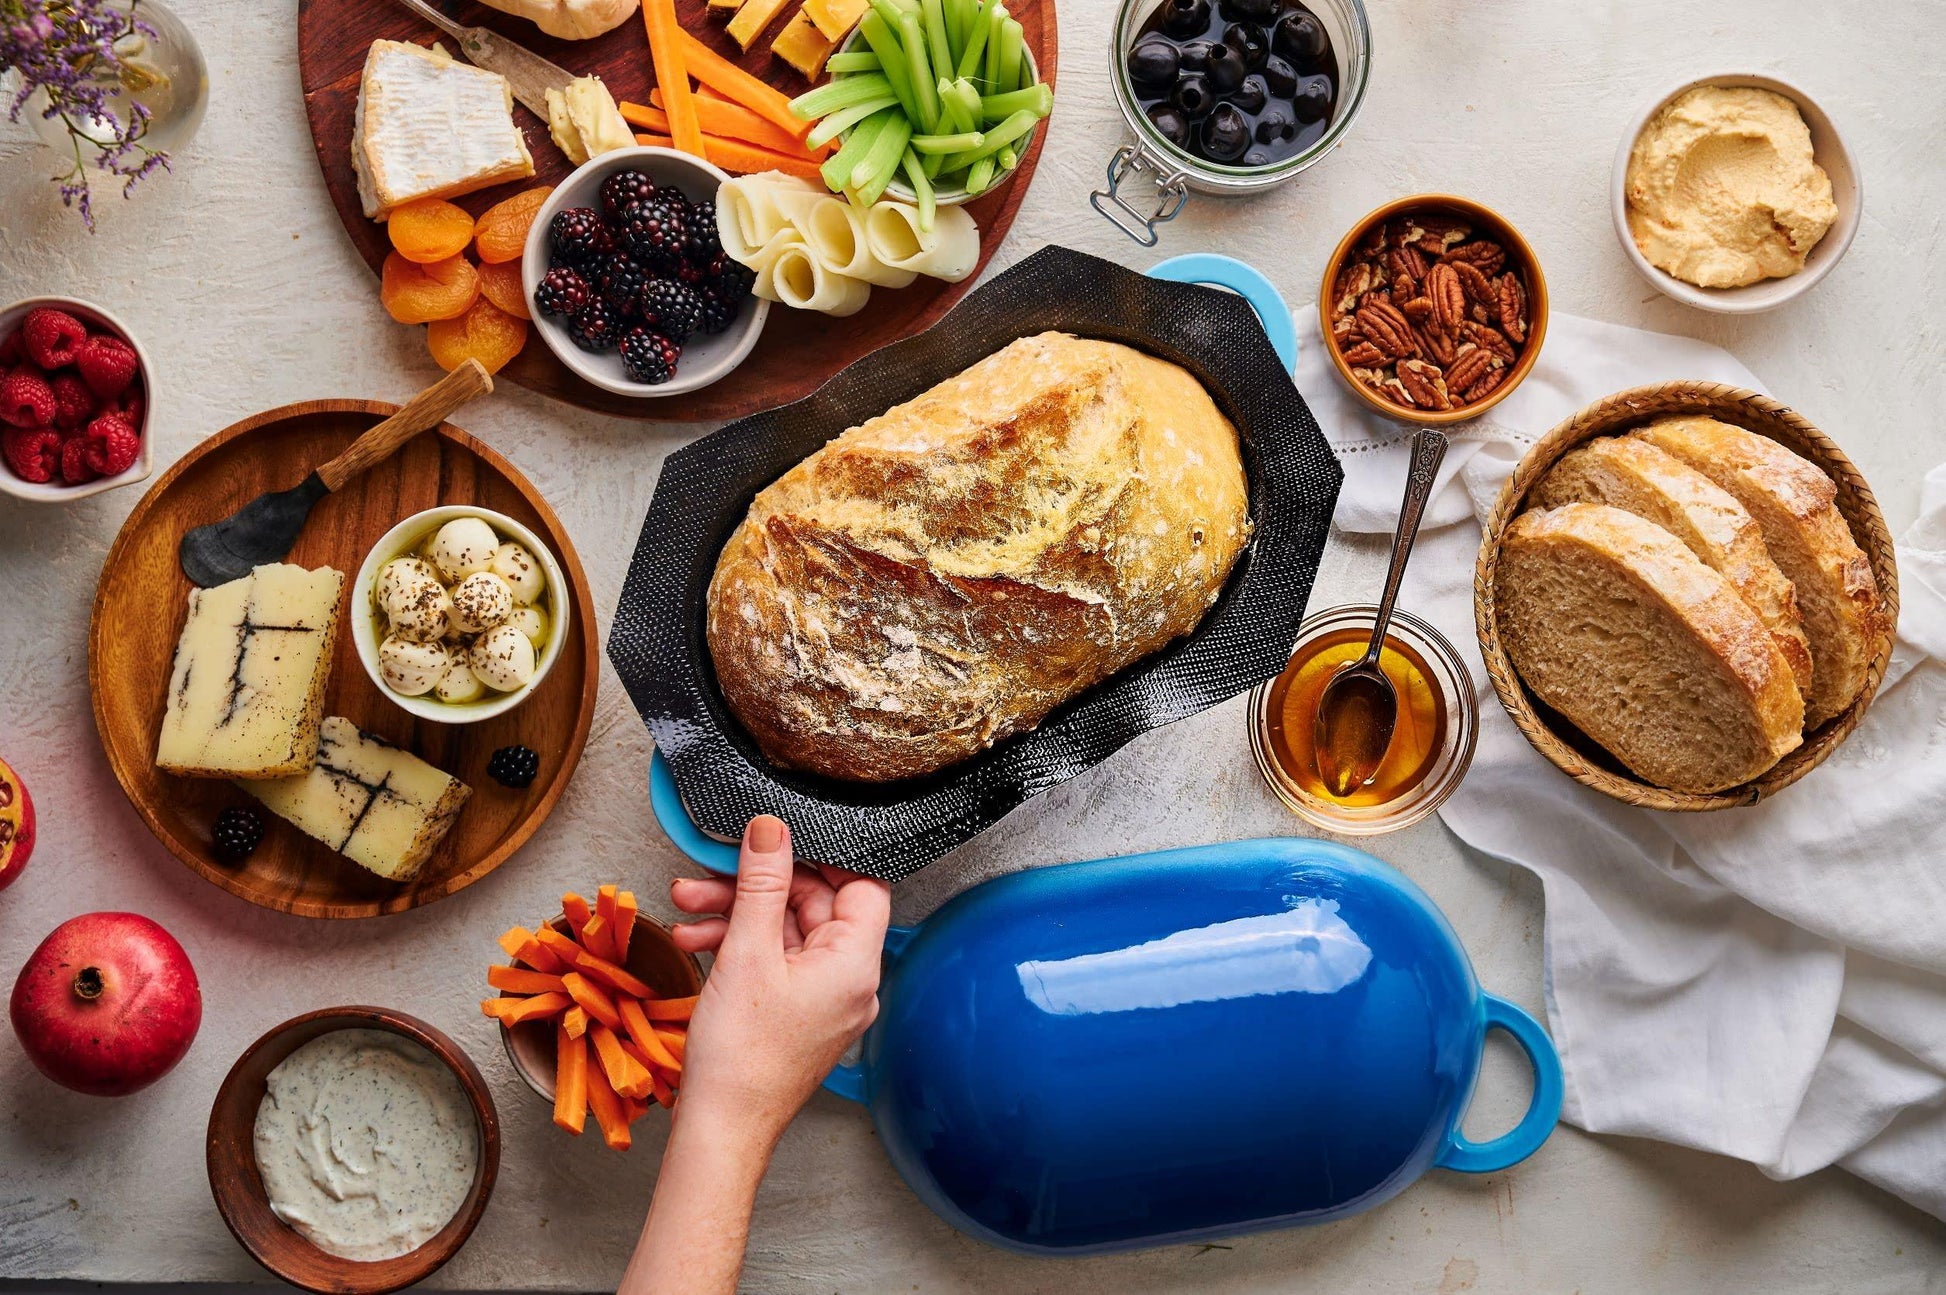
left=600, top=169, right=658, bottom=224
left=212, top=806, right=266, bottom=862
left=549, top=207, right=611, bottom=265
left=533, top=266, right=591, bottom=317
left=683, top=200, right=722, bottom=264
left=595, top=256, right=653, bottom=318
left=703, top=253, right=756, bottom=301
left=486, top=744, right=540, bottom=790
left=619, top=327, right=681, bottom=385
left=567, top=299, right=621, bottom=352
left=695, top=290, right=740, bottom=335
left=618, top=194, right=689, bottom=271
left=637, top=279, right=702, bottom=341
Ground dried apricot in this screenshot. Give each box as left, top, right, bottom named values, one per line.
left=427, top=298, right=529, bottom=374
left=474, top=186, right=555, bottom=264
left=387, top=198, right=477, bottom=264
left=476, top=259, right=531, bottom=320
left=380, top=253, right=480, bottom=324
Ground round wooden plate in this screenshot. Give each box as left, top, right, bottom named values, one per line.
left=90, top=400, right=600, bottom=918
left=296, top=0, right=1058, bottom=423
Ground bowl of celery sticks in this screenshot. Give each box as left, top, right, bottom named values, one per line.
left=788, top=0, right=1051, bottom=223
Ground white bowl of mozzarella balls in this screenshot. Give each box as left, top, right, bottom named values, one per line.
left=353, top=506, right=571, bottom=723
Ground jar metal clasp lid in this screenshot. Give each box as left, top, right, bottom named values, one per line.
left=1090, top=142, right=1190, bottom=246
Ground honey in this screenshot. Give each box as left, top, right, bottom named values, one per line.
left=1262, top=627, right=1448, bottom=808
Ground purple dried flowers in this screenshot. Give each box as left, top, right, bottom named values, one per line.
left=3, top=0, right=170, bottom=230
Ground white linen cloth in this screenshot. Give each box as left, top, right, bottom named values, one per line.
left=1298, top=310, right=1946, bottom=1219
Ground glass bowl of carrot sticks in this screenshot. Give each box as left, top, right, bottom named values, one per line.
left=484, top=886, right=703, bottom=1151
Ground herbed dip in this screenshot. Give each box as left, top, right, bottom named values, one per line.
left=252, top=1028, right=478, bottom=1262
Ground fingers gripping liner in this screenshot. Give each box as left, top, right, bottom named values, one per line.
left=606, top=245, right=1343, bottom=880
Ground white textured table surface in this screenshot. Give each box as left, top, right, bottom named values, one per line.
left=3, top=0, right=1944, bottom=1289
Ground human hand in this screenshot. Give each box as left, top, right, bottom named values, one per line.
left=668, top=815, right=891, bottom=1146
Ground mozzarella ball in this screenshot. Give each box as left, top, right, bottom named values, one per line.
left=428, top=516, right=500, bottom=581
left=377, top=558, right=452, bottom=643
left=468, top=624, right=536, bottom=692
left=489, top=541, right=546, bottom=605
left=379, top=635, right=450, bottom=696
left=433, top=657, right=487, bottom=704
left=448, top=571, right=514, bottom=634
left=505, top=604, right=548, bottom=648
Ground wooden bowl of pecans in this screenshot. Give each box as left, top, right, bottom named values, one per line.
left=1320, top=195, right=1548, bottom=425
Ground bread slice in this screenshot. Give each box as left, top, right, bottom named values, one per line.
left=1531, top=435, right=1814, bottom=704
left=1633, top=416, right=1884, bottom=728
left=1498, top=503, right=1804, bottom=793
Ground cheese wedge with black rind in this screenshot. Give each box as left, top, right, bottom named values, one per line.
left=156, top=563, right=345, bottom=780
left=242, top=718, right=470, bottom=882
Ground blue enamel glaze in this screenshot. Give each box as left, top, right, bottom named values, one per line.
left=821, top=838, right=1561, bottom=1255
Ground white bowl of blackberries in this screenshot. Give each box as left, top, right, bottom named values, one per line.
left=522, top=147, right=770, bottom=397
left=1119, top=0, right=1368, bottom=179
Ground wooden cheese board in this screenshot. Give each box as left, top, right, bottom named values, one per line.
left=296, top=0, right=1058, bottom=422
left=90, top=400, right=600, bottom=918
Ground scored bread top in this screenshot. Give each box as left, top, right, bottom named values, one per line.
left=1633, top=416, right=1884, bottom=728
left=1498, top=503, right=1804, bottom=793
left=1531, top=434, right=1814, bottom=705
left=706, top=331, right=1251, bottom=783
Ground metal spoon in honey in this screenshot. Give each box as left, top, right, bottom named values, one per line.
left=1315, top=429, right=1448, bottom=797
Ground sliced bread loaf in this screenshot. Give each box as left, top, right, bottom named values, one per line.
left=1531, top=435, right=1814, bottom=705
left=1498, top=503, right=1804, bottom=793
left=1634, top=416, right=1884, bottom=728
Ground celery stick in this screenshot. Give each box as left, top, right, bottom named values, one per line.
left=910, top=131, right=983, bottom=153
left=983, top=4, right=1006, bottom=91
left=937, top=106, right=1036, bottom=171
left=997, top=143, right=1016, bottom=172
left=790, top=72, right=895, bottom=121
left=859, top=13, right=920, bottom=122
left=952, top=77, right=984, bottom=124
left=966, top=156, right=995, bottom=195
left=851, top=113, right=914, bottom=205
left=897, top=12, right=941, bottom=133
left=955, top=5, right=990, bottom=82
left=822, top=108, right=894, bottom=191
left=867, top=0, right=907, bottom=28
left=996, top=16, right=1023, bottom=92
left=943, top=0, right=969, bottom=56
left=934, top=79, right=968, bottom=133
left=825, top=50, right=882, bottom=73
left=807, top=96, right=900, bottom=148
left=901, top=148, right=936, bottom=233
left=979, top=83, right=1050, bottom=122
left=921, top=0, right=954, bottom=98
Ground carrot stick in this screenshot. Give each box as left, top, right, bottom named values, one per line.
left=539, top=926, right=657, bottom=998
left=623, top=1094, right=652, bottom=1122
left=644, top=0, right=707, bottom=155
left=649, top=1067, right=676, bottom=1108
left=563, top=1004, right=589, bottom=1039
left=561, top=971, right=625, bottom=1031
left=481, top=991, right=570, bottom=1024
left=580, top=914, right=616, bottom=962
left=586, top=1057, right=632, bottom=1150
left=632, top=133, right=827, bottom=181
left=653, top=1026, right=686, bottom=1061
left=641, top=994, right=699, bottom=1022
left=678, top=29, right=811, bottom=141
left=488, top=965, right=566, bottom=995
left=497, top=926, right=530, bottom=959
left=596, top=884, right=619, bottom=931
left=643, top=89, right=829, bottom=157
left=561, top=894, right=593, bottom=943
left=613, top=891, right=639, bottom=964
left=618, top=997, right=684, bottom=1073
left=553, top=1024, right=588, bottom=1134
left=591, top=1022, right=653, bottom=1099
left=499, top=926, right=568, bottom=973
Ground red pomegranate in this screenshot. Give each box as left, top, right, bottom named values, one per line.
left=10, top=912, right=202, bottom=1095
left=0, top=756, right=33, bottom=892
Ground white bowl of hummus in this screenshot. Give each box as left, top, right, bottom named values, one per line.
left=1612, top=73, right=1860, bottom=313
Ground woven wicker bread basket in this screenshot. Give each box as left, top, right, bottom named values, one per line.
left=1474, top=381, right=1900, bottom=811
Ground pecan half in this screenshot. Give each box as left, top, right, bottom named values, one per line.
left=1387, top=244, right=1429, bottom=284
left=1395, top=359, right=1453, bottom=411
left=1355, top=300, right=1418, bottom=360
left=1413, top=321, right=1458, bottom=367
left=1462, top=365, right=1510, bottom=402
left=1425, top=262, right=1467, bottom=334
left=1495, top=272, right=1528, bottom=343
left=1452, top=259, right=1495, bottom=305
left=1459, top=318, right=1517, bottom=363
left=1341, top=341, right=1385, bottom=367
left=1444, top=346, right=1496, bottom=396
left=1334, top=261, right=1376, bottom=316
left=1331, top=314, right=1359, bottom=344
left=1404, top=215, right=1469, bottom=253
left=1445, top=240, right=1507, bottom=276
left=1401, top=296, right=1435, bottom=323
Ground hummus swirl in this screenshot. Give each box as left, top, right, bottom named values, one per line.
left=1625, top=86, right=1837, bottom=289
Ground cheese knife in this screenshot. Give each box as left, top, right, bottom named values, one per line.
left=178, top=360, right=494, bottom=588
left=385, top=0, right=575, bottom=118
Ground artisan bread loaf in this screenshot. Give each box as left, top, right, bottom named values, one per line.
left=1498, top=503, right=1803, bottom=793
left=1634, top=416, right=1884, bottom=727
left=1531, top=435, right=1814, bottom=704
left=706, top=331, right=1251, bottom=783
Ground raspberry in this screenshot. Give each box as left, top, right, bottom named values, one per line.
left=618, top=194, right=688, bottom=271
left=600, top=170, right=658, bottom=225
left=595, top=256, right=653, bottom=318
left=0, top=330, right=19, bottom=366
left=49, top=373, right=97, bottom=430
left=116, top=386, right=144, bottom=430
left=638, top=279, right=702, bottom=341
left=619, top=327, right=680, bottom=385
left=533, top=266, right=591, bottom=318
left=0, top=367, right=55, bottom=428
left=566, top=299, right=621, bottom=352
left=549, top=207, right=611, bottom=265
left=60, top=436, right=98, bottom=485
left=20, top=308, right=86, bottom=368
left=2, top=426, right=60, bottom=482
left=74, top=333, right=138, bottom=399
left=83, top=412, right=140, bottom=477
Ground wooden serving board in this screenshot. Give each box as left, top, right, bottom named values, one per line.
left=297, top=0, right=1058, bottom=422
left=90, top=401, right=600, bottom=918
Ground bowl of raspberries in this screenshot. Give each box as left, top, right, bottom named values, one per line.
left=0, top=298, right=151, bottom=501
left=522, top=148, right=766, bottom=397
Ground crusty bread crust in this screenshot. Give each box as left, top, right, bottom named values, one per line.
left=1532, top=435, right=1814, bottom=705
left=1499, top=504, right=1803, bottom=793
left=1634, top=416, right=1884, bottom=727
left=706, top=332, right=1251, bottom=782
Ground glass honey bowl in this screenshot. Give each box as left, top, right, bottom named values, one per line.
left=1250, top=604, right=1477, bottom=834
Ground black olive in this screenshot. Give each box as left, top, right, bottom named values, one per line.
left=1244, top=147, right=1272, bottom=167
left=1160, top=0, right=1210, bottom=38
left=1219, top=0, right=1277, bottom=24
left=1177, top=39, right=1213, bottom=72
left=1146, top=102, right=1191, bottom=147
left=1292, top=73, right=1332, bottom=122
left=1272, top=10, right=1326, bottom=63
left=1127, top=38, right=1180, bottom=96
left=1254, top=107, right=1295, bottom=143
left=1262, top=54, right=1297, bottom=98
left=1170, top=74, right=1216, bottom=119
left=1228, top=73, right=1268, bottom=114
left=1204, top=41, right=1247, bottom=93
left=1200, top=103, right=1249, bottom=162
left=1222, top=22, right=1268, bottom=71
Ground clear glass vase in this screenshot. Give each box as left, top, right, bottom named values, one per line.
left=17, top=0, right=208, bottom=158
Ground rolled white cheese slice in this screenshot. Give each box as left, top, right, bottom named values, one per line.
left=717, top=172, right=825, bottom=264
left=766, top=244, right=871, bottom=317
left=802, top=198, right=918, bottom=288
left=864, top=203, right=980, bottom=283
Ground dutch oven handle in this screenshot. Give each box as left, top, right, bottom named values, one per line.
left=821, top=924, right=918, bottom=1104
left=1146, top=253, right=1299, bottom=375
left=1436, top=994, right=1565, bottom=1174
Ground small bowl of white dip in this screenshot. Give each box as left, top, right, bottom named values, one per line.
left=206, top=1007, right=500, bottom=1295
